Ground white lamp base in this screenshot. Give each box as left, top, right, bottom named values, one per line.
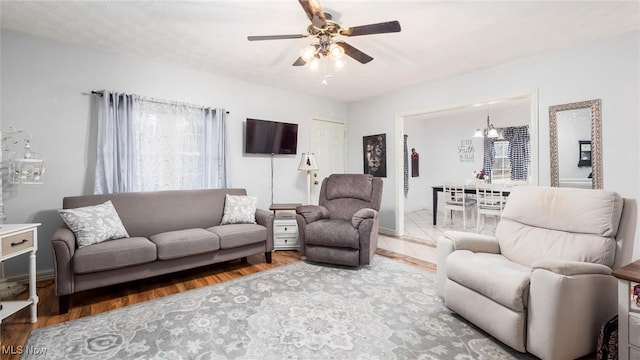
left=0, top=280, right=26, bottom=298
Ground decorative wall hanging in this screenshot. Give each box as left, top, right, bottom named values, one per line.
left=411, top=148, right=419, bottom=177
left=363, top=133, right=387, bottom=177
left=458, top=139, right=474, bottom=163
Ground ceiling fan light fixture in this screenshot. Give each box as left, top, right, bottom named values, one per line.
left=329, top=43, right=344, bottom=59
left=300, top=45, right=317, bottom=62
left=309, top=58, right=320, bottom=70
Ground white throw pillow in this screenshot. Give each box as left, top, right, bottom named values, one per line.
left=220, top=194, right=257, bottom=225
left=58, top=200, right=129, bottom=248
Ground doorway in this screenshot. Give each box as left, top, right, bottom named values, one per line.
left=395, top=90, right=539, bottom=240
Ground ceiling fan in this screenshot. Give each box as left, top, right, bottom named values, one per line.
left=247, top=0, right=401, bottom=67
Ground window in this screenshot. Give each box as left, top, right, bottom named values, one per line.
left=94, top=92, right=227, bottom=194
left=491, top=140, right=511, bottom=182
left=134, top=101, right=207, bottom=191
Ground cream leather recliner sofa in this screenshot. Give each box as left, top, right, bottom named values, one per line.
left=437, top=186, right=637, bottom=360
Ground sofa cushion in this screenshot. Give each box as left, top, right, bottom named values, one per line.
left=446, top=251, right=531, bottom=312
left=304, top=219, right=359, bottom=249
left=150, top=228, right=220, bottom=260
left=502, top=186, right=623, bottom=237
left=207, top=224, right=266, bottom=249
left=58, top=200, right=129, bottom=248
left=73, top=237, right=156, bottom=274
left=496, top=218, right=617, bottom=268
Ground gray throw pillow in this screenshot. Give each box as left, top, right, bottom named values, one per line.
left=58, top=200, right=129, bottom=248
left=220, top=194, right=257, bottom=225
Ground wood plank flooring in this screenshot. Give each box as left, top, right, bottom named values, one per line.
left=1, top=250, right=434, bottom=360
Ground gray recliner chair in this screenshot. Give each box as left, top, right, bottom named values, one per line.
left=296, top=174, right=383, bottom=266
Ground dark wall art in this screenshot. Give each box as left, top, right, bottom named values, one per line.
left=363, top=133, right=387, bottom=177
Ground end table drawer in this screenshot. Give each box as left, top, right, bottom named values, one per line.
left=275, top=236, right=299, bottom=248
left=275, top=223, right=298, bottom=235
left=630, top=313, right=640, bottom=348
left=2, top=230, right=34, bottom=256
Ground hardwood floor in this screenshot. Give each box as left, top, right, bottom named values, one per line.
left=0, top=249, right=434, bottom=360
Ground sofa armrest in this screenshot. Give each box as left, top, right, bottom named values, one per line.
left=296, top=205, right=329, bottom=224
left=352, top=208, right=377, bottom=228
left=255, top=209, right=274, bottom=252
left=528, top=261, right=616, bottom=359
left=51, top=226, right=77, bottom=296
left=443, top=230, right=501, bottom=254
left=531, top=259, right=612, bottom=276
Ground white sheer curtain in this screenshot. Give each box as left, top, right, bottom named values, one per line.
left=94, top=91, right=228, bottom=194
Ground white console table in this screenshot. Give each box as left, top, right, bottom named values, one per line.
left=0, top=223, right=40, bottom=324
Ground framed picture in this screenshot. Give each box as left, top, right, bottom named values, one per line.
left=578, top=140, right=591, bottom=167
left=363, top=134, right=387, bottom=177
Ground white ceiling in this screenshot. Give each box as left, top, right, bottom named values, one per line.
left=1, top=1, right=639, bottom=103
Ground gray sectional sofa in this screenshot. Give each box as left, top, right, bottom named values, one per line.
left=51, top=188, right=273, bottom=313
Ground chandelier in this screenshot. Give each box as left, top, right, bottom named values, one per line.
left=473, top=106, right=500, bottom=139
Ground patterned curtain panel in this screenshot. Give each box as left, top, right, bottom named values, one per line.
left=502, top=125, right=530, bottom=181
left=483, top=137, right=497, bottom=183
left=403, top=135, right=409, bottom=197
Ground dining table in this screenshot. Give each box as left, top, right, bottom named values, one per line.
left=431, top=185, right=512, bottom=225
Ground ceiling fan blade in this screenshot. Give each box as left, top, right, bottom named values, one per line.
left=292, top=57, right=307, bottom=66
left=336, top=41, right=373, bottom=64
left=298, top=0, right=327, bottom=29
left=247, top=34, right=306, bottom=41
left=340, top=20, right=401, bottom=37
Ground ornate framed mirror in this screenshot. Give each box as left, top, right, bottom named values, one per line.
left=549, top=99, right=602, bottom=189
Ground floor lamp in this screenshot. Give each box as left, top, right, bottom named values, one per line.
left=298, top=152, right=319, bottom=205
left=0, top=128, right=45, bottom=299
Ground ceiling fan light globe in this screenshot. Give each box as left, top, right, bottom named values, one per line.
left=329, top=44, right=344, bottom=59
left=300, top=45, right=317, bottom=62
left=309, top=58, right=320, bottom=70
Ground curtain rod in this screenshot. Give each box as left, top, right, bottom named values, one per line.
left=90, top=91, right=230, bottom=114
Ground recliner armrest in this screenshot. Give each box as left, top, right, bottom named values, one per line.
left=352, top=208, right=377, bottom=228
left=296, top=205, right=329, bottom=224
left=531, top=259, right=612, bottom=276
left=443, top=230, right=501, bottom=254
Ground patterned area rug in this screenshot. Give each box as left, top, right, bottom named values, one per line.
left=24, top=256, right=535, bottom=359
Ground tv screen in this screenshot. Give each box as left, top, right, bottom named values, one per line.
left=245, top=118, right=298, bottom=155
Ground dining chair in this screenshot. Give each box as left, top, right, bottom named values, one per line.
left=442, top=183, right=476, bottom=230
left=475, top=183, right=508, bottom=233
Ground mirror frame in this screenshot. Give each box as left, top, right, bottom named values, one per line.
left=549, top=99, right=602, bottom=189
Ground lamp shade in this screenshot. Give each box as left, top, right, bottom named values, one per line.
left=473, top=129, right=484, bottom=138
left=487, top=126, right=499, bottom=138
left=298, top=152, right=319, bottom=171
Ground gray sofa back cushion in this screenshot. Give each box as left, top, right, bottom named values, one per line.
left=63, top=188, right=247, bottom=238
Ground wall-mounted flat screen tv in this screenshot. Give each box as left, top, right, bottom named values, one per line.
left=245, top=118, right=298, bottom=155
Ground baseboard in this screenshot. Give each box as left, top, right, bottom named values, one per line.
left=5, top=269, right=54, bottom=284
left=378, top=227, right=397, bottom=236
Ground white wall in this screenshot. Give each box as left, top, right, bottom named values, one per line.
left=0, top=30, right=347, bottom=278
left=347, top=31, right=640, bottom=253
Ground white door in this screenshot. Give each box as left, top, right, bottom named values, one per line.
left=310, top=119, right=346, bottom=204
